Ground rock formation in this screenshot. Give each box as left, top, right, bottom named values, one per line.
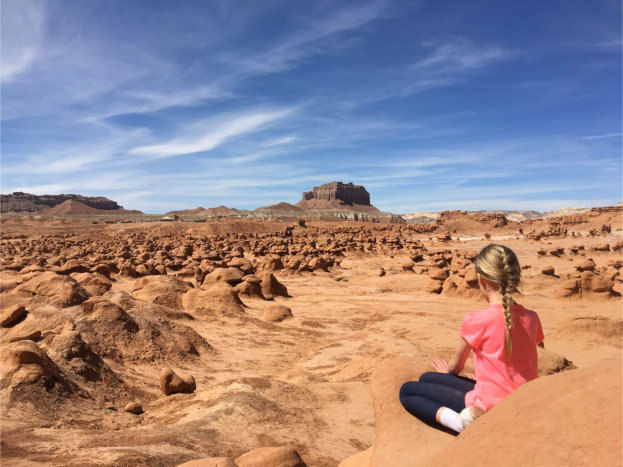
left=301, top=182, right=371, bottom=206
left=1, top=192, right=123, bottom=213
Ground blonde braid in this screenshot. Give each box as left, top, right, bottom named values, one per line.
left=500, top=248, right=519, bottom=358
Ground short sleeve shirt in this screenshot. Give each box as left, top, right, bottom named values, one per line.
left=460, top=304, right=544, bottom=411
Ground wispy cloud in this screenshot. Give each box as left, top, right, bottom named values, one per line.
left=412, top=40, right=511, bottom=72
left=1, top=0, right=45, bottom=82
left=581, top=132, right=622, bottom=140
left=263, top=135, right=297, bottom=147
left=129, top=107, right=297, bottom=158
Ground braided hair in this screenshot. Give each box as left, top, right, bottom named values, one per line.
left=475, top=244, right=521, bottom=358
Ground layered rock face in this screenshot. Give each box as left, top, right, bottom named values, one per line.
left=301, top=182, right=370, bottom=206
left=1, top=192, right=122, bottom=213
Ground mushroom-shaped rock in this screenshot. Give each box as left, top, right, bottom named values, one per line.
left=580, top=271, right=613, bottom=294
left=202, top=267, right=245, bottom=286
left=1, top=305, right=27, bottom=327
left=160, top=367, right=196, bottom=396
left=263, top=255, right=285, bottom=271
left=177, top=457, right=238, bottom=467
left=235, top=446, right=306, bottom=467
left=234, top=280, right=264, bottom=299
left=556, top=278, right=580, bottom=298
left=541, top=266, right=555, bottom=276
left=575, top=258, right=596, bottom=271
left=261, top=304, right=293, bottom=323
left=182, top=283, right=246, bottom=315
left=257, top=271, right=288, bottom=300
left=227, top=257, right=254, bottom=275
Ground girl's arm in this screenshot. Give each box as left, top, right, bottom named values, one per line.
left=432, top=338, right=472, bottom=375
left=448, top=337, right=472, bottom=374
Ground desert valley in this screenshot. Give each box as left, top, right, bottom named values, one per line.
left=0, top=182, right=621, bottom=466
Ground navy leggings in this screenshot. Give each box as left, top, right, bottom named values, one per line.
left=399, top=372, right=476, bottom=424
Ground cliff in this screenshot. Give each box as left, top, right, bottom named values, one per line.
left=300, top=182, right=370, bottom=206
left=1, top=192, right=123, bottom=213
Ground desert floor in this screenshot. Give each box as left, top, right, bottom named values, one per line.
left=1, top=218, right=621, bottom=466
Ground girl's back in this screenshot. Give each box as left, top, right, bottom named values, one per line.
left=462, top=303, right=544, bottom=410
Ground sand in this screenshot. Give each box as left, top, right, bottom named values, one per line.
left=1, top=210, right=621, bottom=466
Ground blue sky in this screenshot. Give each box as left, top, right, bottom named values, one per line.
left=1, top=0, right=621, bottom=214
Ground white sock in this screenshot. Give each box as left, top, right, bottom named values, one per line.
left=439, top=407, right=464, bottom=433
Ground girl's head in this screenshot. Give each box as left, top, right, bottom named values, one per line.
left=476, top=244, right=521, bottom=356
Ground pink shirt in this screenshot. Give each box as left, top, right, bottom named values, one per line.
left=460, top=304, right=544, bottom=411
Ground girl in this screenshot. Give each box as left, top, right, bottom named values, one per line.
left=399, top=244, right=544, bottom=433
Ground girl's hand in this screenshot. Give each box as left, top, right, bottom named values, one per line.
left=463, top=372, right=476, bottom=380
left=432, top=359, right=449, bottom=373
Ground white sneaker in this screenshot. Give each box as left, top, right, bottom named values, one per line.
left=459, top=406, right=483, bottom=429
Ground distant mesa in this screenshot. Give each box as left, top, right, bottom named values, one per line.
left=300, top=181, right=370, bottom=206
left=166, top=182, right=404, bottom=223
left=1, top=192, right=128, bottom=214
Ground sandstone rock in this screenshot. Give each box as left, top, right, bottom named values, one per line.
left=160, top=367, right=196, bottom=396
left=541, top=266, right=556, bottom=276
left=464, top=266, right=478, bottom=286
left=426, top=280, right=443, bottom=294
left=1, top=339, right=76, bottom=397
left=234, top=280, right=264, bottom=299
left=258, top=272, right=288, bottom=300
left=556, top=279, right=580, bottom=298
left=440, top=275, right=479, bottom=299
left=46, top=329, right=121, bottom=384
left=177, top=458, right=238, bottom=467
left=132, top=275, right=193, bottom=310
left=553, top=315, right=622, bottom=347
left=32, top=275, right=89, bottom=307
left=580, top=271, right=613, bottom=294
left=575, top=258, right=596, bottom=271
left=428, top=358, right=622, bottom=467
left=235, top=446, right=306, bottom=467
left=427, top=267, right=448, bottom=281
left=203, top=267, right=245, bottom=286
left=0, top=192, right=122, bottom=213
left=308, top=257, right=330, bottom=271
left=1, top=305, right=27, bottom=327
left=182, top=283, right=246, bottom=315
left=83, top=276, right=113, bottom=296
left=124, top=401, right=144, bottom=414
left=82, top=298, right=139, bottom=332
left=537, top=347, right=576, bottom=375
left=300, top=181, right=370, bottom=206
left=261, top=304, right=293, bottom=323
left=227, top=257, right=254, bottom=275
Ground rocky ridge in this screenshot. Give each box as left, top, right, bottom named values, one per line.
left=1, top=192, right=123, bottom=213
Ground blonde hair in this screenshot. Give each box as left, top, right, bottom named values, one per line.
left=476, top=244, right=521, bottom=357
